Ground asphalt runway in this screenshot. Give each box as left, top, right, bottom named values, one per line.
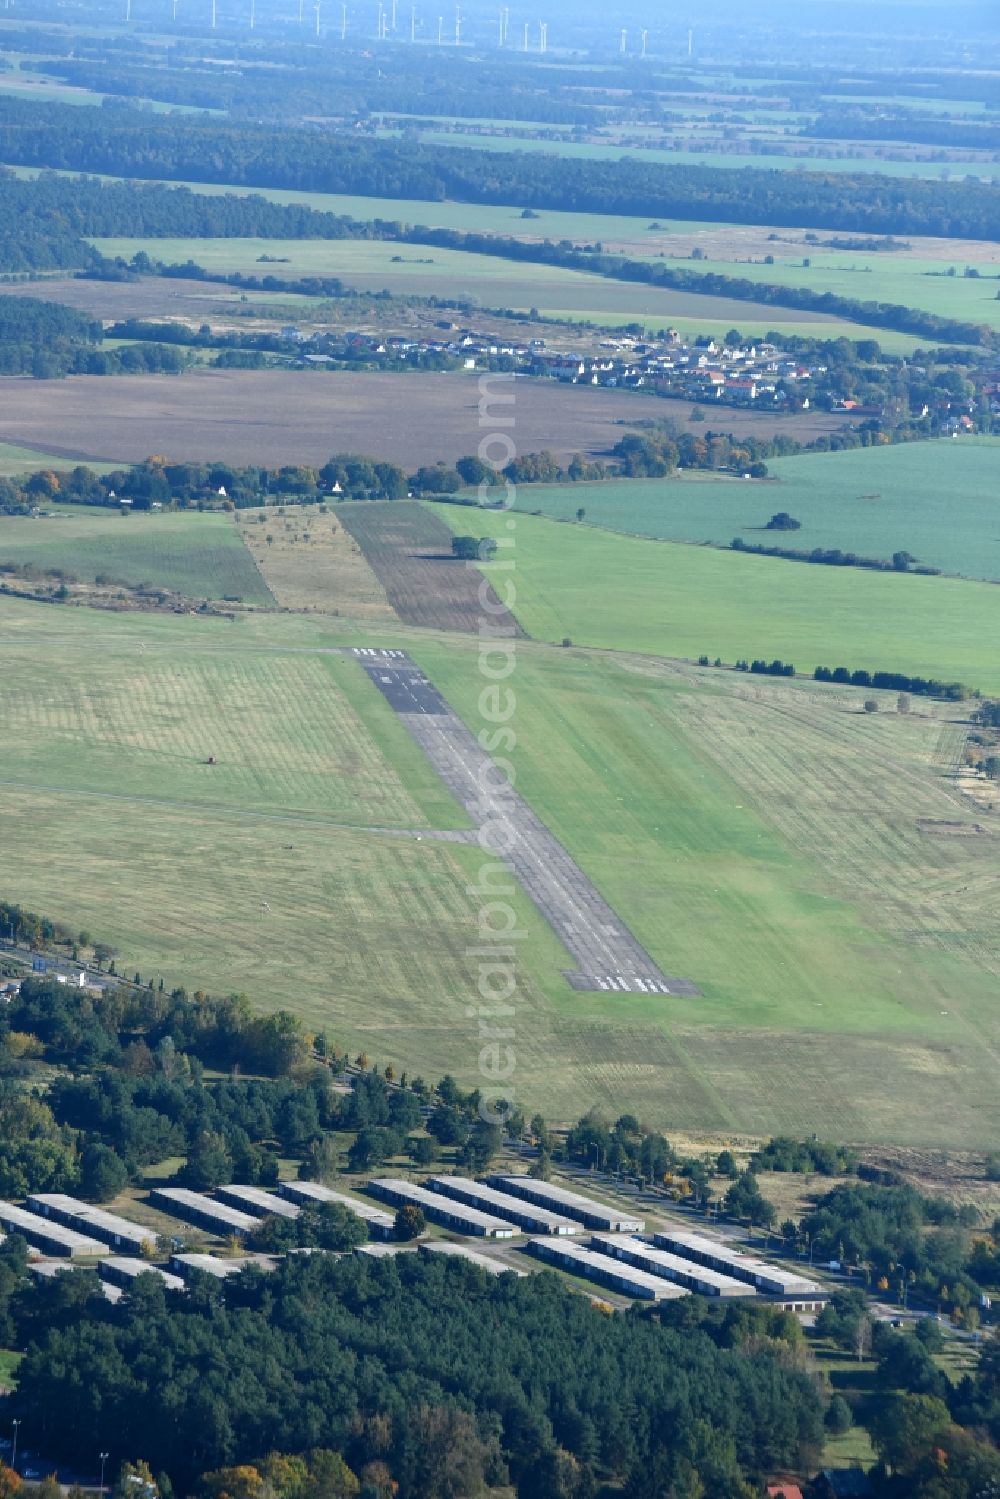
left=356, top=650, right=449, bottom=715
left=353, top=649, right=699, bottom=998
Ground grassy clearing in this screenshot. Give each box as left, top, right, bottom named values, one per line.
left=0, top=614, right=460, bottom=829
left=237, top=505, right=397, bottom=619
left=85, top=236, right=928, bottom=350
left=624, top=250, right=1000, bottom=328
left=428, top=502, right=1000, bottom=692
left=492, top=438, right=1000, bottom=581
left=1, top=595, right=998, bottom=1146
left=0, top=507, right=273, bottom=602
left=418, top=639, right=1000, bottom=1147
left=0, top=441, right=118, bottom=479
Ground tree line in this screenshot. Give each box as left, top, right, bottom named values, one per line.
left=402, top=228, right=999, bottom=347
left=813, top=665, right=968, bottom=699
left=731, top=537, right=943, bottom=577
left=3, top=95, right=1000, bottom=239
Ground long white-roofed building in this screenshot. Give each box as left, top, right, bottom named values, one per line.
left=150, top=1188, right=258, bottom=1238
left=591, top=1235, right=756, bottom=1298
left=525, top=1238, right=688, bottom=1302
left=0, top=1201, right=106, bottom=1258
left=26, top=1193, right=158, bottom=1255
left=419, top=1241, right=527, bottom=1276
left=278, top=1181, right=396, bottom=1239
left=487, top=1175, right=644, bottom=1232
left=366, top=1179, right=517, bottom=1238
left=216, top=1184, right=300, bottom=1220
left=99, top=1257, right=187, bottom=1293
left=652, top=1228, right=825, bottom=1309
left=428, top=1177, right=581, bottom=1235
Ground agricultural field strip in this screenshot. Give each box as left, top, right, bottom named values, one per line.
left=338, top=502, right=527, bottom=636
left=0, top=776, right=474, bottom=840
left=356, top=649, right=699, bottom=996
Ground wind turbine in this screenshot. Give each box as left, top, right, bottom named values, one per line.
left=410, top=3, right=416, bottom=39
left=538, top=19, right=546, bottom=52
left=619, top=28, right=626, bottom=53
left=249, top=0, right=255, bottom=29
left=314, top=0, right=321, bottom=37
left=436, top=13, right=442, bottom=43
left=454, top=4, right=460, bottom=44
left=341, top=1, right=347, bottom=36
left=390, top=0, right=396, bottom=29
left=640, top=28, right=647, bottom=57
left=125, top=0, right=131, bottom=19
left=210, top=0, right=216, bottom=28
left=687, top=27, right=693, bottom=58
left=522, top=19, right=527, bottom=48
left=172, top=0, right=179, bottom=20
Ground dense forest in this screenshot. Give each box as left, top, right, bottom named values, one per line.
left=8, top=1248, right=824, bottom=1494
left=0, top=170, right=380, bottom=273
left=2, top=97, right=1000, bottom=237
left=0, top=293, right=190, bottom=377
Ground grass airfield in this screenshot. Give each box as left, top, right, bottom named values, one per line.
left=1, top=578, right=997, bottom=1149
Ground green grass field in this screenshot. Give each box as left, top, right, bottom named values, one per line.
left=0, top=508, right=273, bottom=602
left=85, top=235, right=931, bottom=351
left=0, top=442, right=119, bottom=479
left=1, top=594, right=997, bottom=1148
left=488, top=438, right=1000, bottom=581
left=83, top=235, right=857, bottom=327
left=428, top=502, right=1000, bottom=692
left=623, top=250, right=1000, bottom=330
left=404, top=126, right=1000, bottom=181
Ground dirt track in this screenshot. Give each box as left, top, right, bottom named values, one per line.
left=0, top=368, right=858, bottom=470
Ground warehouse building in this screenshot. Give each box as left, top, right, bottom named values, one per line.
left=419, top=1241, right=527, bottom=1277
left=216, top=1184, right=300, bottom=1220
left=278, top=1181, right=396, bottom=1239
left=592, top=1235, right=756, bottom=1298
left=428, top=1176, right=581, bottom=1235
left=0, top=1201, right=106, bottom=1258
left=653, top=1229, right=826, bottom=1309
left=354, top=1243, right=412, bottom=1259
left=366, top=1179, right=517, bottom=1238
left=170, top=1252, right=276, bottom=1280
left=488, top=1175, right=644, bottom=1232
left=99, top=1257, right=186, bottom=1294
left=525, top=1238, right=688, bottom=1302
left=28, top=1261, right=118, bottom=1300
left=27, top=1193, right=159, bottom=1255
left=151, top=1188, right=258, bottom=1238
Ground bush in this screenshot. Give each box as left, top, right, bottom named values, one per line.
left=394, top=1204, right=425, bottom=1241
left=825, top=1394, right=852, bottom=1434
